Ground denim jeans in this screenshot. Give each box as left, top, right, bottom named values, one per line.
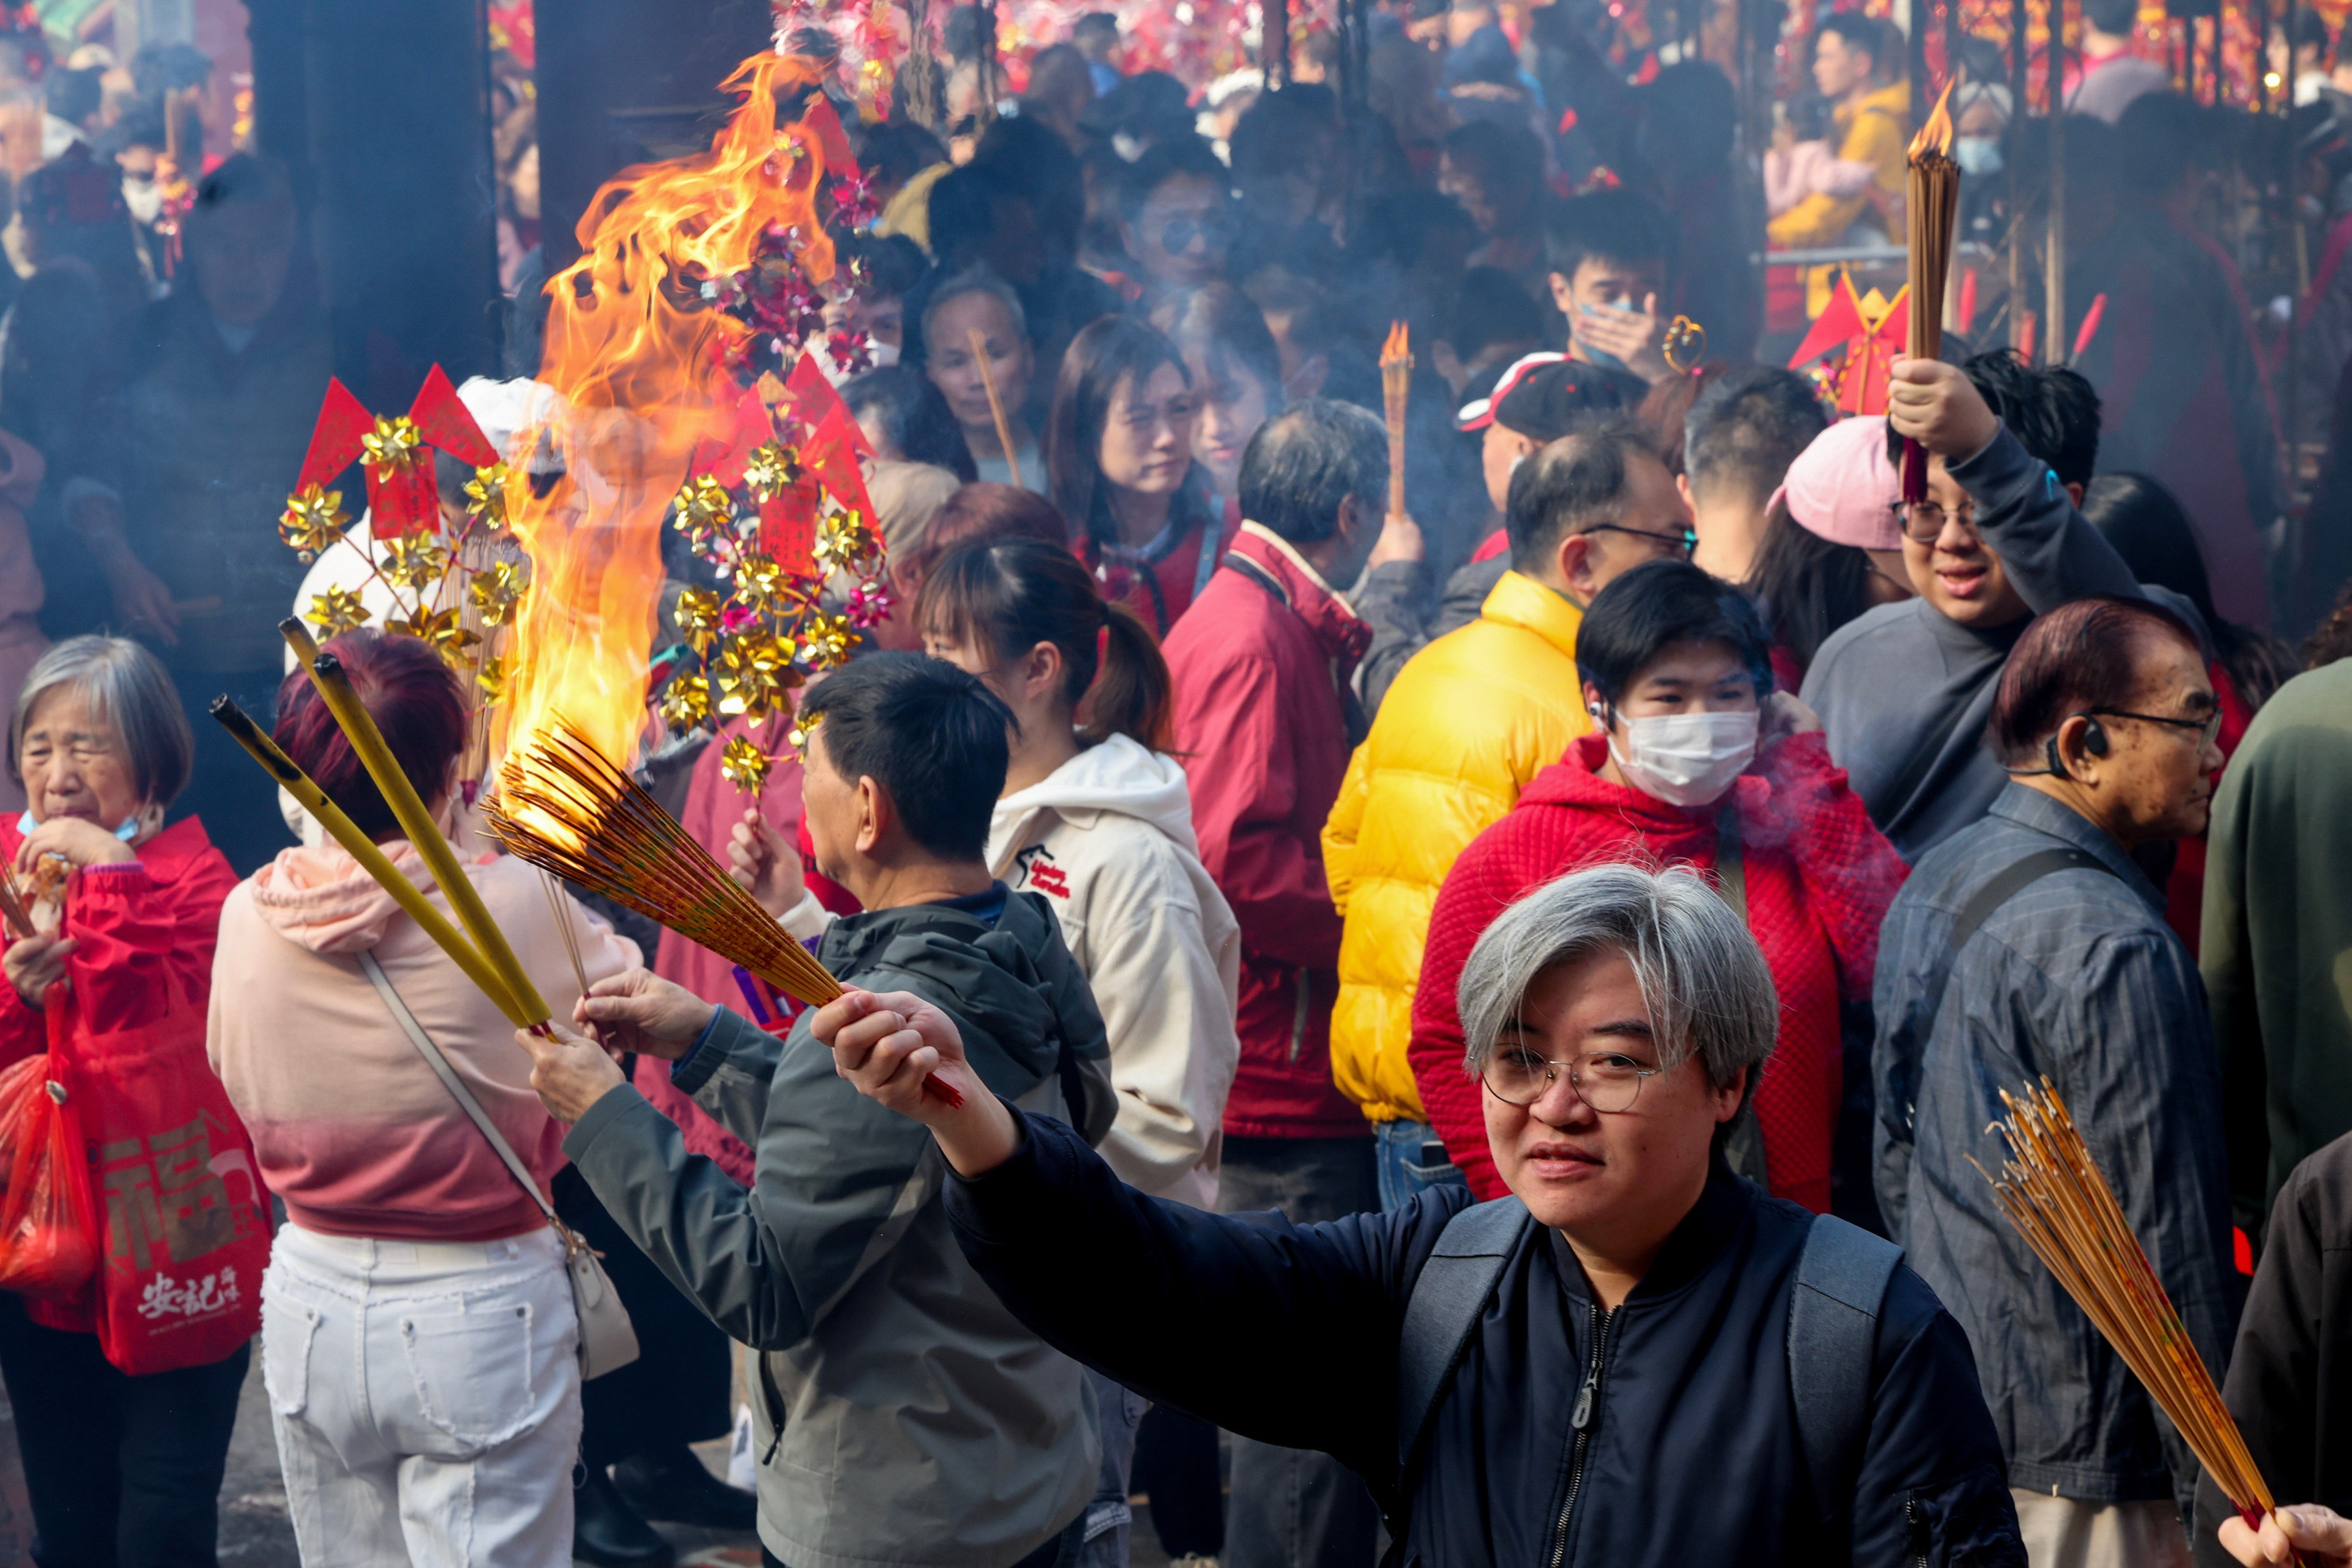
left=262, top=1223, right=583, bottom=1567
left=1372, top=1118, right=1469, bottom=1214
left=1076, top=1369, right=1149, bottom=1568
left=1218, top=1134, right=1381, bottom=1568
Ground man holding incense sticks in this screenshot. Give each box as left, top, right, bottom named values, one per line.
left=1874, top=597, right=2238, bottom=1568
left=515, top=653, right=1118, bottom=1568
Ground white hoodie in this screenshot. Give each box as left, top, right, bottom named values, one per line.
left=987, top=733, right=1242, bottom=1209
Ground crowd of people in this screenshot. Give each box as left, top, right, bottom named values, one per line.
left=7, top=4, right=2352, bottom=1568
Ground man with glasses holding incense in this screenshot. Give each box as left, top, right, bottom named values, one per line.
left=1324, top=417, right=1696, bottom=1212
left=1800, top=350, right=2157, bottom=862
left=1874, top=596, right=2239, bottom=1568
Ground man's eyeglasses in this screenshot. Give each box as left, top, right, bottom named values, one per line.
left=1481, top=1045, right=1662, bottom=1111
left=1158, top=211, right=1237, bottom=255
left=2083, top=705, right=2224, bottom=748
left=1585, top=523, right=1697, bottom=556
left=1898, top=500, right=1979, bottom=543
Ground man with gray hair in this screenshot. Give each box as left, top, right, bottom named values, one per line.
left=1160, top=396, right=1392, bottom=1568
left=820, top=860, right=2028, bottom=1565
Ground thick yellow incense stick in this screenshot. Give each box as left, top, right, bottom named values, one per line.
left=280, top=621, right=553, bottom=1026
left=210, top=698, right=532, bottom=1028
left=968, top=327, right=1022, bottom=490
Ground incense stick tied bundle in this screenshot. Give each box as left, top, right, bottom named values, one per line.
left=279, top=619, right=553, bottom=1027
left=483, top=721, right=964, bottom=1108
left=1979, top=1079, right=2279, bottom=1534
left=1903, top=82, right=1960, bottom=504
left=968, top=327, right=1022, bottom=491
left=1379, top=321, right=1411, bottom=520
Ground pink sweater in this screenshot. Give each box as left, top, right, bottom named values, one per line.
left=208, top=841, right=638, bottom=1241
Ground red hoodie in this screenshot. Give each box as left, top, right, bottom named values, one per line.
left=1410, top=731, right=1905, bottom=1210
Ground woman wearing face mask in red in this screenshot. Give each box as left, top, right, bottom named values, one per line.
left=1409, top=558, right=1908, bottom=1214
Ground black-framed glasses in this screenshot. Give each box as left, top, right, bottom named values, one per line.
left=2084, top=705, right=2224, bottom=748
left=1897, top=500, right=1980, bottom=542
left=1480, top=1044, right=1662, bottom=1111
left=1585, top=522, right=1697, bottom=556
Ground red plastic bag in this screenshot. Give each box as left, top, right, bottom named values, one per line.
left=29, top=980, right=268, bottom=1373
left=0, top=1036, right=98, bottom=1300
left=0, top=1053, right=46, bottom=1191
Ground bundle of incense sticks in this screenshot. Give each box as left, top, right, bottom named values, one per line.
left=1902, top=82, right=1960, bottom=504
left=1379, top=320, right=1411, bottom=520
left=484, top=721, right=964, bottom=1107
left=1979, top=1080, right=2280, bottom=1535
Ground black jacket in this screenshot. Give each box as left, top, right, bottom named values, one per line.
left=2192, top=1131, right=2352, bottom=1565
left=947, top=1111, right=2027, bottom=1567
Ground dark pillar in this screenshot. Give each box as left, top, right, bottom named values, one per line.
left=241, top=0, right=310, bottom=205
left=536, top=0, right=771, bottom=276
left=301, top=0, right=500, bottom=406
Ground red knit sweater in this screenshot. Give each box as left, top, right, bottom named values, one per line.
left=1409, top=731, right=1906, bottom=1211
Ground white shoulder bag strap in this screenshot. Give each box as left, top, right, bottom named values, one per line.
left=357, top=949, right=639, bottom=1380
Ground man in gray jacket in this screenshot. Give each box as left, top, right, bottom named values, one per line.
left=519, top=653, right=1118, bottom=1568
left=1801, top=351, right=2148, bottom=862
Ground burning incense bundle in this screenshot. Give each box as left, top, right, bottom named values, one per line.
left=1379, top=322, right=1411, bottom=520
left=1980, top=1080, right=2279, bottom=1532
left=1902, top=82, right=1960, bottom=504
left=968, top=328, right=1022, bottom=491
left=484, top=721, right=965, bottom=1107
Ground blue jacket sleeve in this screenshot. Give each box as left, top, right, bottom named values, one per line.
left=944, top=1107, right=1439, bottom=1499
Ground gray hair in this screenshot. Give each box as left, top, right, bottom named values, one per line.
left=1234, top=397, right=1387, bottom=543
left=922, top=264, right=1029, bottom=353
left=7, top=636, right=195, bottom=806
left=1458, top=862, right=1777, bottom=1095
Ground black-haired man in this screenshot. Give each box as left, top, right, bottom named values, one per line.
left=1801, top=352, right=2150, bottom=860
left=1768, top=13, right=1909, bottom=252
left=1115, top=136, right=1233, bottom=304
left=1682, top=364, right=1831, bottom=582
left=2069, top=0, right=2171, bottom=120
left=517, top=653, right=1117, bottom=1568
left=1543, top=188, right=1677, bottom=390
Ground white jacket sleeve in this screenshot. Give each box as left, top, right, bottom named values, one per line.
left=1079, top=845, right=1241, bottom=1206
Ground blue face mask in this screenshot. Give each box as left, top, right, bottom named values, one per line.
left=1955, top=136, right=2003, bottom=178
left=18, top=810, right=141, bottom=842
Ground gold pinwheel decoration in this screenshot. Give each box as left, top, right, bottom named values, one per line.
left=380, top=536, right=452, bottom=593
left=280, top=484, right=350, bottom=561
left=799, top=612, right=858, bottom=671
left=720, top=733, right=773, bottom=791
left=814, top=507, right=879, bottom=571
left=741, top=441, right=804, bottom=502
left=360, top=414, right=426, bottom=473
left=391, top=605, right=481, bottom=666
left=674, top=586, right=724, bottom=654
left=671, top=474, right=735, bottom=547
left=304, top=585, right=369, bottom=638
left=468, top=560, right=529, bottom=627
left=729, top=553, right=789, bottom=613
left=714, top=632, right=795, bottom=722
left=659, top=670, right=712, bottom=730
left=476, top=654, right=509, bottom=707
left=464, top=462, right=512, bottom=529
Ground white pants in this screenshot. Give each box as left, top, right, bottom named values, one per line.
left=2011, top=1490, right=2191, bottom=1568
left=261, top=1222, right=584, bottom=1567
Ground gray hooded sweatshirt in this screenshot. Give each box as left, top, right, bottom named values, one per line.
left=563, top=887, right=1117, bottom=1568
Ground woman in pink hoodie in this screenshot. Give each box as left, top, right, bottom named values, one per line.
left=208, top=631, right=636, bottom=1567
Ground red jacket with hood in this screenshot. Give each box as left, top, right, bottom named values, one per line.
left=1411, top=731, right=1905, bottom=1210
left=1163, top=524, right=1370, bottom=1140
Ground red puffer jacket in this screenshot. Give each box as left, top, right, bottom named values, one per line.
left=1411, top=732, right=1905, bottom=1211
left=1163, top=525, right=1370, bottom=1140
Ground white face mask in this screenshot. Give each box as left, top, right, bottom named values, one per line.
left=865, top=338, right=901, bottom=370
left=1605, top=709, right=1759, bottom=807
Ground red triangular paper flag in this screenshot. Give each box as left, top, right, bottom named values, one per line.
left=1787, top=279, right=1865, bottom=376
left=802, top=402, right=875, bottom=525
left=801, top=96, right=859, bottom=181
left=777, top=349, right=856, bottom=444
left=687, top=386, right=777, bottom=489
left=296, top=378, right=373, bottom=492
left=408, top=364, right=497, bottom=468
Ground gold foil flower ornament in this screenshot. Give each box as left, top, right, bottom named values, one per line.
left=741, top=441, right=804, bottom=501
left=720, top=733, right=773, bottom=791
left=304, top=586, right=369, bottom=638
left=674, top=587, right=724, bottom=654
left=464, top=462, right=512, bottom=529
left=659, top=671, right=712, bottom=730
left=380, top=536, right=451, bottom=592
left=360, top=415, right=426, bottom=473
left=279, top=484, right=350, bottom=561
left=468, top=561, right=529, bottom=627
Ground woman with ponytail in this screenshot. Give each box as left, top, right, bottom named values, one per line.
left=917, top=535, right=1241, bottom=1568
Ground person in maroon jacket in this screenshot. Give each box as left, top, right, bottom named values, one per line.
left=1160, top=397, right=1395, bottom=1568
left=1412, top=561, right=1905, bottom=1215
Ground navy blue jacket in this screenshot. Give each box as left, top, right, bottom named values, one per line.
left=947, top=1111, right=2026, bottom=1567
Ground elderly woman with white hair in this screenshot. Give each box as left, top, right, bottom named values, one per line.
left=802, top=861, right=2029, bottom=1566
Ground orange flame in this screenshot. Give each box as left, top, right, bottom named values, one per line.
left=1380, top=320, right=1410, bottom=364
left=1909, top=79, right=1957, bottom=161
left=501, top=52, right=833, bottom=766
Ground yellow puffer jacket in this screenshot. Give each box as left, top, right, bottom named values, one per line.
left=1322, top=570, right=1591, bottom=1123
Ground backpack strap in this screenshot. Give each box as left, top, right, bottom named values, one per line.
left=1787, top=1212, right=1904, bottom=1521
left=1395, top=1196, right=1534, bottom=1473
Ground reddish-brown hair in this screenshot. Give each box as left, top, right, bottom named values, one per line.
left=1988, top=596, right=2203, bottom=767
left=274, top=629, right=469, bottom=840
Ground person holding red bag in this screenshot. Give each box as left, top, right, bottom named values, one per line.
left=0, top=634, right=258, bottom=1568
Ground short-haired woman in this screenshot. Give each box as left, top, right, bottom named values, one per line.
left=1045, top=315, right=1229, bottom=635
left=1413, top=559, right=1906, bottom=1214
left=924, top=267, right=1043, bottom=492
left=208, top=629, right=637, bottom=1565
left=0, top=635, right=254, bottom=1568
left=816, top=860, right=2026, bottom=1563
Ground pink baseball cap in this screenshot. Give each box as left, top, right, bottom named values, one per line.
left=1767, top=415, right=1903, bottom=552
